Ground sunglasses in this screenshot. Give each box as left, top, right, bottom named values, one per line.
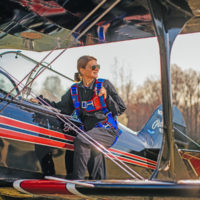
left=91, top=64, right=100, bottom=70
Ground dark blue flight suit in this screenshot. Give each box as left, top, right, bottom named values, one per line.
left=52, top=79, right=126, bottom=179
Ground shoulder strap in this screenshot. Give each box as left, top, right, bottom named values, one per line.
left=95, top=78, right=105, bottom=95
left=70, top=83, right=80, bottom=117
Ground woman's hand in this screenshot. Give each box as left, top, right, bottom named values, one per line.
left=99, top=86, right=107, bottom=99
left=30, top=98, right=39, bottom=104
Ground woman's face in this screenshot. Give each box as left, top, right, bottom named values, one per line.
left=80, top=59, right=99, bottom=79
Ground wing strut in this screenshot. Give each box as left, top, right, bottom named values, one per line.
left=147, top=0, right=193, bottom=181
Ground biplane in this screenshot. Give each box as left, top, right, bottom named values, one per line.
left=0, top=0, right=200, bottom=199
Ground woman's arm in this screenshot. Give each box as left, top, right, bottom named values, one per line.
left=103, top=80, right=126, bottom=116
left=51, top=89, right=74, bottom=115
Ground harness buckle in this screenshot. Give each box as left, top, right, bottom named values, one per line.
left=87, top=101, right=94, bottom=106
left=81, top=101, right=87, bottom=108
left=81, top=101, right=94, bottom=109
left=106, top=112, right=112, bottom=117
left=103, top=123, right=111, bottom=129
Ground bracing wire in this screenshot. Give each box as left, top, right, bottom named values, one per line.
left=174, top=127, right=200, bottom=149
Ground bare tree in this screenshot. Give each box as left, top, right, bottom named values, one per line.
left=171, top=65, right=200, bottom=139
left=128, top=78, right=161, bottom=130
left=171, top=64, right=185, bottom=107
left=110, top=57, right=135, bottom=126
left=40, top=76, right=65, bottom=102
left=110, top=60, right=200, bottom=140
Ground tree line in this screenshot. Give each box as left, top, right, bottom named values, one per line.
left=114, top=64, right=200, bottom=143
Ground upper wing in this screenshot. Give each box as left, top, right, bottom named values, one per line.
left=0, top=0, right=199, bottom=51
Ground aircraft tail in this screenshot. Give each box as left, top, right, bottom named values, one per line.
left=137, top=105, right=187, bottom=148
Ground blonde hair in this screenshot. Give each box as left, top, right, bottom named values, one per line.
left=74, top=55, right=97, bottom=82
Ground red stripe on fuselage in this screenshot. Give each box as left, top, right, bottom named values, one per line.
left=0, top=127, right=74, bottom=150
left=110, top=148, right=157, bottom=166
left=109, top=154, right=156, bottom=169
left=0, top=116, right=156, bottom=169
left=0, top=115, right=74, bottom=142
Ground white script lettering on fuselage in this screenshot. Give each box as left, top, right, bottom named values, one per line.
left=152, top=119, right=162, bottom=130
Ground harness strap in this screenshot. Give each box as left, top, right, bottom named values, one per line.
left=81, top=95, right=107, bottom=112
left=98, top=111, right=120, bottom=145
left=95, top=78, right=105, bottom=95
left=71, top=83, right=80, bottom=118
left=70, top=79, right=120, bottom=146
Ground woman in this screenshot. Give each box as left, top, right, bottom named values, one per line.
left=37, top=55, right=126, bottom=180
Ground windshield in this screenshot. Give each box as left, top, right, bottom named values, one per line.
left=0, top=51, right=73, bottom=101
left=0, top=70, right=18, bottom=96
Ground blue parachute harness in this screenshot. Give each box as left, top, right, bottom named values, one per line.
left=70, top=78, right=120, bottom=146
